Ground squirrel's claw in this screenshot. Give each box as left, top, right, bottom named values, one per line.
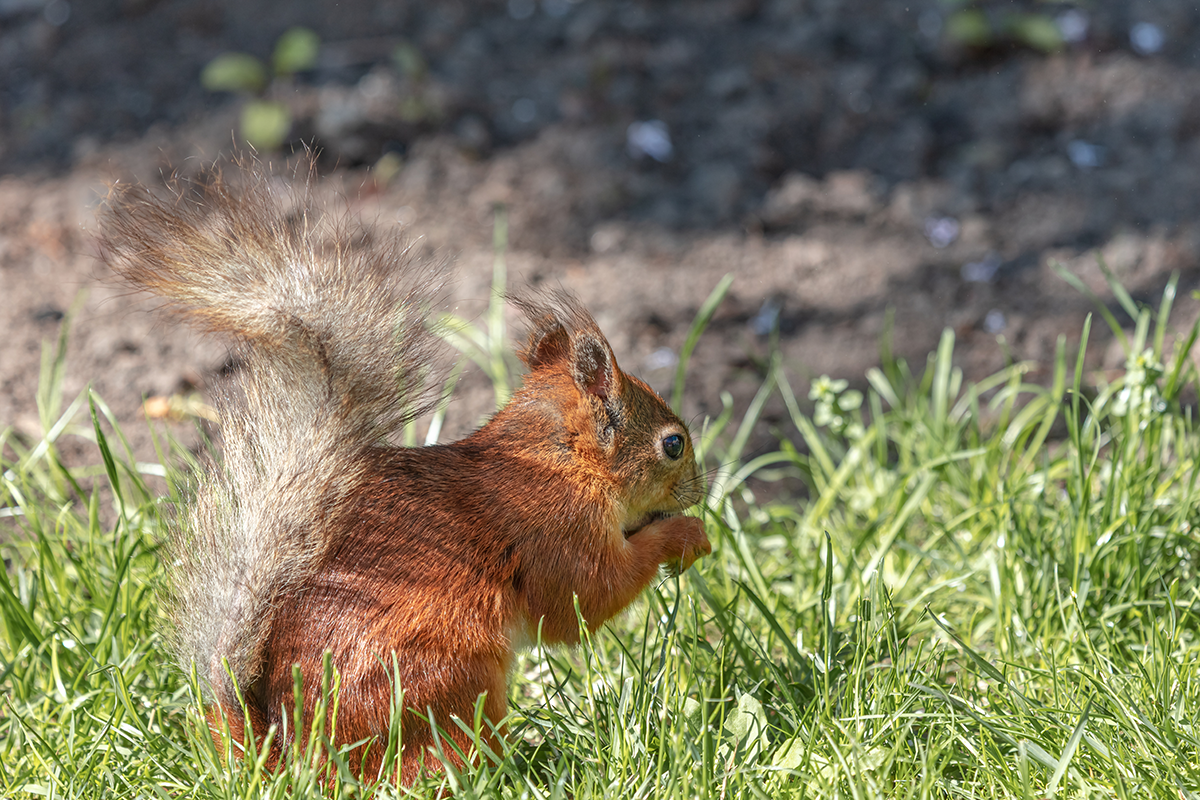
left=673, top=533, right=713, bottom=574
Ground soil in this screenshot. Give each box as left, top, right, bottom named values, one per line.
left=3, top=0, right=1200, bottom=465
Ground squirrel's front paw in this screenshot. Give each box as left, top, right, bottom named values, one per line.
left=657, top=516, right=711, bottom=575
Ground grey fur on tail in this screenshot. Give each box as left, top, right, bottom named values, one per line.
left=100, top=162, right=446, bottom=706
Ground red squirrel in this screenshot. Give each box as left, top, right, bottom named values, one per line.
left=99, top=164, right=712, bottom=784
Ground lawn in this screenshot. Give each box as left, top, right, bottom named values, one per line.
left=3, top=268, right=1200, bottom=798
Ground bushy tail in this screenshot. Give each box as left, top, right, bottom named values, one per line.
left=100, top=163, right=444, bottom=707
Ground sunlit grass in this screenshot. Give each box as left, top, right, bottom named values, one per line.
left=4, top=267, right=1200, bottom=797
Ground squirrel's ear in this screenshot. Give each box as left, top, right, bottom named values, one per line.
left=517, top=294, right=617, bottom=401
left=523, top=317, right=572, bottom=371
left=571, top=335, right=614, bottom=402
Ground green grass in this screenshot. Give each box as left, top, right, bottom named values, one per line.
left=5, top=270, right=1200, bottom=798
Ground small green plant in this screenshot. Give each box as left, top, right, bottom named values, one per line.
left=941, top=0, right=1064, bottom=53
left=201, top=27, right=320, bottom=151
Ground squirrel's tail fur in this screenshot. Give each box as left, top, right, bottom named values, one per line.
left=100, top=163, right=444, bottom=709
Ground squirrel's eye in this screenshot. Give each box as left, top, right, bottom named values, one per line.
left=662, top=433, right=685, bottom=460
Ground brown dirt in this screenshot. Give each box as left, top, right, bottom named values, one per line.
left=3, top=0, right=1199, bottom=464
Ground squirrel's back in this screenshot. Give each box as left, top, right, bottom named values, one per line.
left=101, top=165, right=445, bottom=711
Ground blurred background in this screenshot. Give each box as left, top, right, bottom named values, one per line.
left=2, top=0, right=1199, bottom=455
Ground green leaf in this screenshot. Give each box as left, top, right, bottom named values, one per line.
left=201, top=52, right=266, bottom=94
left=272, top=27, right=320, bottom=76
left=1048, top=699, right=1093, bottom=795
left=723, top=691, right=767, bottom=760
left=240, top=100, right=292, bottom=151
left=945, top=9, right=992, bottom=47
left=672, top=273, right=733, bottom=413
left=1007, top=13, right=1063, bottom=53
left=772, top=737, right=807, bottom=771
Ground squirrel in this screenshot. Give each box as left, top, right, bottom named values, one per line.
left=99, top=163, right=712, bottom=785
